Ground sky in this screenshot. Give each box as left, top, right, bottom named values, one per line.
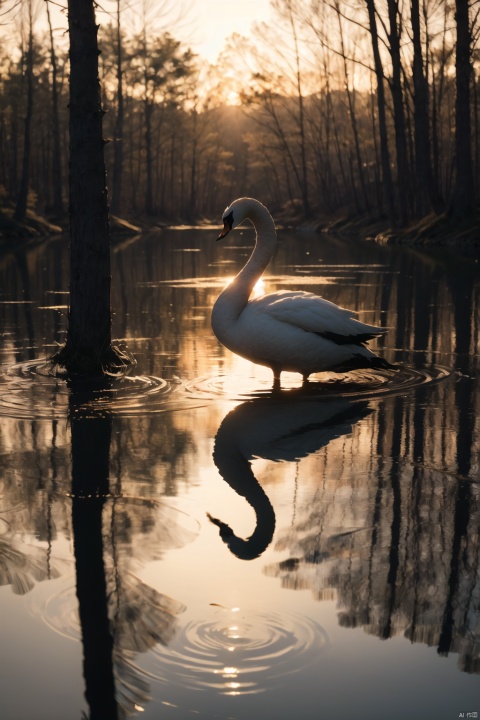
left=19, top=0, right=272, bottom=66
left=187, top=0, right=272, bottom=62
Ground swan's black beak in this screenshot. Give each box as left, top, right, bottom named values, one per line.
left=217, top=210, right=234, bottom=240
left=217, top=221, right=231, bottom=240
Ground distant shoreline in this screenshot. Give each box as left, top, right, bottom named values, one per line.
left=2, top=206, right=479, bottom=248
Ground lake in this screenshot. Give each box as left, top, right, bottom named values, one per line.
left=0, top=226, right=479, bottom=720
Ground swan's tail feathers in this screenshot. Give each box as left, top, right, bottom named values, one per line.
left=318, top=329, right=386, bottom=346
left=331, top=353, right=394, bottom=373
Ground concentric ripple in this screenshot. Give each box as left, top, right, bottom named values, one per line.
left=141, top=605, right=329, bottom=696
left=0, top=356, right=450, bottom=418
left=185, top=364, right=450, bottom=401
left=0, top=359, right=176, bottom=419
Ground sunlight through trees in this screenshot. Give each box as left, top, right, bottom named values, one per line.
left=0, top=0, right=479, bottom=230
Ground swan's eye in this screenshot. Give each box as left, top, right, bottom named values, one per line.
left=217, top=210, right=234, bottom=240
left=223, top=211, right=234, bottom=230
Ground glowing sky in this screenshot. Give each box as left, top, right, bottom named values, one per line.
left=35, top=1, right=272, bottom=66
left=186, top=0, right=272, bottom=62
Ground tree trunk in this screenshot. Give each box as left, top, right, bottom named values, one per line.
left=14, top=6, right=34, bottom=221
left=46, top=0, right=63, bottom=217
left=53, top=0, right=132, bottom=374
left=288, top=4, right=310, bottom=218
left=387, top=0, right=410, bottom=226
left=411, top=0, right=432, bottom=217
left=111, top=0, right=124, bottom=216
left=145, top=98, right=154, bottom=214
left=451, top=0, right=474, bottom=215
left=365, top=0, right=396, bottom=224
left=335, top=0, right=370, bottom=213
left=189, top=110, right=198, bottom=220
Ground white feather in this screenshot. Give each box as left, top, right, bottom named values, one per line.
left=212, top=198, right=388, bottom=385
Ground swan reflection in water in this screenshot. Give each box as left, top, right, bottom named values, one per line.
left=209, top=393, right=370, bottom=560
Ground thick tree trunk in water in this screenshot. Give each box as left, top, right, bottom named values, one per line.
left=451, top=0, right=474, bottom=216
left=53, top=0, right=132, bottom=374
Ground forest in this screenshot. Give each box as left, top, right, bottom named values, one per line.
left=0, top=0, right=479, bottom=237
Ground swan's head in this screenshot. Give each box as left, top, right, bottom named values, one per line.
left=217, top=197, right=259, bottom=240
left=217, top=199, right=243, bottom=240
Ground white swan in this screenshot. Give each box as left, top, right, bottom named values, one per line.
left=212, top=197, right=389, bottom=386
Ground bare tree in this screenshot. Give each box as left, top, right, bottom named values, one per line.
left=14, top=0, right=35, bottom=221
left=451, top=0, right=475, bottom=215
left=110, top=0, right=124, bottom=216
left=45, top=0, right=63, bottom=217
left=365, top=0, right=395, bottom=223
left=386, top=0, right=410, bottom=226
left=410, top=0, right=433, bottom=216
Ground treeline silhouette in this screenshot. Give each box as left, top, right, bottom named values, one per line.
left=0, top=0, right=479, bottom=227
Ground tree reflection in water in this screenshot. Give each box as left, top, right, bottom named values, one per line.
left=263, top=383, right=480, bottom=675
left=1, top=229, right=480, bottom=717
left=68, top=381, right=188, bottom=719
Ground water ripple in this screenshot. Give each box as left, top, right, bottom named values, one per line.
left=185, top=364, right=450, bottom=401
left=0, top=358, right=450, bottom=418
left=0, top=359, right=176, bottom=419
left=142, top=605, right=329, bottom=696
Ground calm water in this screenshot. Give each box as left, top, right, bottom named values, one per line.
left=0, top=227, right=479, bottom=720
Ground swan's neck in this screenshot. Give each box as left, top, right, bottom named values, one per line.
left=215, top=202, right=276, bottom=323
left=237, top=206, right=276, bottom=296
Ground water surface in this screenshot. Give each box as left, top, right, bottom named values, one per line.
left=0, top=228, right=479, bottom=719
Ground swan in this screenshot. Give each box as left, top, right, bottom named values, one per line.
left=212, top=197, right=390, bottom=387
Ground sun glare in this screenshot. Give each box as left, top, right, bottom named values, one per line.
left=225, top=89, right=242, bottom=106
left=223, top=276, right=265, bottom=297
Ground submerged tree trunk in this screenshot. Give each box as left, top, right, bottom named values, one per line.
left=53, top=0, right=132, bottom=374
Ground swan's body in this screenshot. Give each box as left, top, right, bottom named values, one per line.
left=212, top=198, right=389, bottom=385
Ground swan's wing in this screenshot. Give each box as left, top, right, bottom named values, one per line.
left=251, top=290, right=386, bottom=343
